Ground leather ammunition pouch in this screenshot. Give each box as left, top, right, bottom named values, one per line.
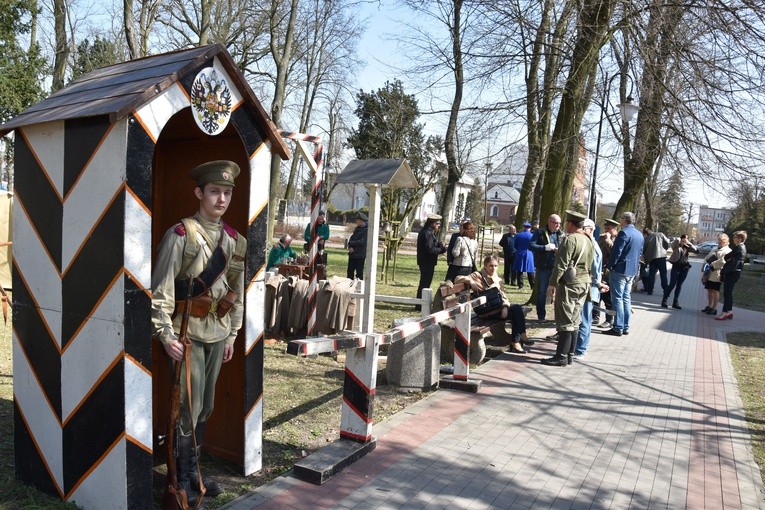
left=174, top=290, right=238, bottom=319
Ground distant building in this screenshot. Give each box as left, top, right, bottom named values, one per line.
left=485, top=182, right=520, bottom=225
left=697, top=205, right=733, bottom=242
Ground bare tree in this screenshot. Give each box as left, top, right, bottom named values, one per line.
left=52, top=0, right=68, bottom=91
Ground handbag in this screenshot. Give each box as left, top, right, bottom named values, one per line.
left=473, top=286, right=504, bottom=316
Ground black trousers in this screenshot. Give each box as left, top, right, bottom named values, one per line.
left=503, top=254, right=517, bottom=285
left=486, top=304, right=527, bottom=342
left=663, top=264, right=690, bottom=303
left=417, top=264, right=436, bottom=301
left=722, top=271, right=741, bottom=312
left=347, top=258, right=364, bottom=279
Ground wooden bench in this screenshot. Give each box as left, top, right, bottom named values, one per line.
left=436, top=281, right=531, bottom=364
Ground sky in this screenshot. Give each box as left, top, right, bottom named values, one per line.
left=351, top=1, right=730, bottom=216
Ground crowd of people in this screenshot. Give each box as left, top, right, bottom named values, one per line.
left=265, top=207, right=751, bottom=365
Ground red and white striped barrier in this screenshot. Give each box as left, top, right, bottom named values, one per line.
left=280, top=130, right=323, bottom=336
left=287, top=296, right=485, bottom=441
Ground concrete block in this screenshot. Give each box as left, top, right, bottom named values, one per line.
left=386, top=318, right=441, bottom=390
left=293, top=438, right=377, bottom=485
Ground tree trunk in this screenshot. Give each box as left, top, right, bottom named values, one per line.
left=124, top=0, right=137, bottom=59
left=540, top=0, right=617, bottom=221
left=52, top=0, right=67, bottom=91
left=613, top=2, right=687, bottom=218
left=267, top=0, right=300, bottom=241
left=440, top=0, right=464, bottom=236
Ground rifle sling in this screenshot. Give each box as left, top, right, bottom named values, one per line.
left=175, top=245, right=227, bottom=299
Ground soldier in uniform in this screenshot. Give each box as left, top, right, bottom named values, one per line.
left=152, top=160, right=247, bottom=500
left=541, top=210, right=594, bottom=366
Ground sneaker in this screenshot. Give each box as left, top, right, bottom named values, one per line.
left=595, top=321, right=612, bottom=329
left=573, top=352, right=586, bottom=359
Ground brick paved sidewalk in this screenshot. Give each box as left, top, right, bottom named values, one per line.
left=223, top=259, right=765, bottom=509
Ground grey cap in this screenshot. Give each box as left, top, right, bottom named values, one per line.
left=356, top=211, right=368, bottom=221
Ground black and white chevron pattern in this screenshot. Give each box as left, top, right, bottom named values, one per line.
left=12, top=55, right=271, bottom=508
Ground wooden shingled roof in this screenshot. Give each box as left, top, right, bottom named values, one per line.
left=0, top=43, right=290, bottom=159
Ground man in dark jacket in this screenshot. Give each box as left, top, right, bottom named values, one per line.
left=347, top=212, right=368, bottom=279
left=530, top=213, right=562, bottom=322
left=499, top=224, right=518, bottom=286
left=416, top=213, right=446, bottom=310
left=642, top=227, right=670, bottom=295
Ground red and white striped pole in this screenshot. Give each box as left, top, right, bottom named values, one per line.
left=280, top=131, right=323, bottom=336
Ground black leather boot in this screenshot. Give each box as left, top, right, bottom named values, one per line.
left=177, top=434, right=193, bottom=496
left=660, top=299, right=668, bottom=308
left=541, top=332, right=570, bottom=366
left=189, top=421, right=224, bottom=497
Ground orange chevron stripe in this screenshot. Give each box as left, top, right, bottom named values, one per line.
left=123, top=267, right=151, bottom=298
left=17, top=129, right=64, bottom=203
left=131, top=110, right=158, bottom=144
left=125, top=352, right=151, bottom=378
left=248, top=199, right=267, bottom=226
left=62, top=353, right=123, bottom=427
left=62, top=184, right=125, bottom=278
left=14, top=333, right=64, bottom=427
left=62, top=122, right=117, bottom=203
left=64, top=432, right=125, bottom=500
left=126, top=183, right=152, bottom=218
left=61, top=270, right=125, bottom=355
left=232, top=98, right=244, bottom=111
left=245, top=393, right=263, bottom=421
left=13, top=397, right=65, bottom=498
left=126, top=433, right=153, bottom=454
left=14, top=194, right=62, bottom=278
left=249, top=140, right=267, bottom=161
left=177, top=82, right=191, bottom=102
left=12, top=268, right=62, bottom=355
left=246, top=331, right=264, bottom=356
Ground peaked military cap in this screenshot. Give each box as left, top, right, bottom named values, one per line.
left=427, top=213, right=443, bottom=221
left=190, top=160, right=240, bottom=187
left=356, top=211, right=368, bottom=221
left=564, top=209, right=586, bottom=223
left=604, top=218, right=620, bottom=227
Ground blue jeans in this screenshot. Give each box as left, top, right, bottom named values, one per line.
left=609, top=271, right=634, bottom=333
left=576, top=298, right=593, bottom=355
left=536, top=267, right=552, bottom=320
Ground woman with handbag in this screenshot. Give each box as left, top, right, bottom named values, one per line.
left=701, top=233, right=731, bottom=316
left=716, top=230, right=747, bottom=320
left=446, top=221, right=478, bottom=282
left=456, top=255, right=532, bottom=354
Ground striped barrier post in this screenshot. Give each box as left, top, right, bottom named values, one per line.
left=340, top=333, right=380, bottom=441
left=453, top=307, right=472, bottom=380
left=287, top=296, right=485, bottom=441
left=279, top=130, right=323, bottom=336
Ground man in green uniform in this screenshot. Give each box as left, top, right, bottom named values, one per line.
left=152, top=160, right=247, bottom=499
left=541, top=210, right=594, bottom=366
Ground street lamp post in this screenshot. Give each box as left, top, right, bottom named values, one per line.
left=588, top=75, right=639, bottom=222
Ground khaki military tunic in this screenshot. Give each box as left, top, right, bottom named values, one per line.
left=151, top=213, right=246, bottom=433
left=550, top=232, right=593, bottom=332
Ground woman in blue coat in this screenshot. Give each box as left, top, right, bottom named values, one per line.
left=513, top=222, right=536, bottom=289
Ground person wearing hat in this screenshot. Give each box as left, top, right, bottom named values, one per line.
left=151, top=160, right=247, bottom=500
left=541, top=210, right=593, bottom=366
left=416, top=213, right=447, bottom=310
left=512, top=222, right=536, bottom=289
left=498, top=224, right=518, bottom=286
left=347, top=212, right=368, bottom=279
left=593, top=218, right=619, bottom=329
left=573, top=218, right=609, bottom=359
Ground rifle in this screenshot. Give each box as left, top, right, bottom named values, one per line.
left=163, top=275, right=194, bottom=510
